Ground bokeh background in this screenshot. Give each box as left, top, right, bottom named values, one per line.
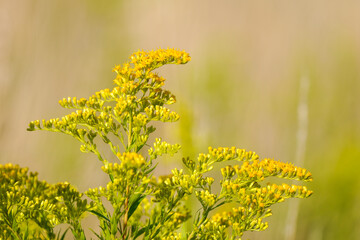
left=1, top=1, right=360, bottom=239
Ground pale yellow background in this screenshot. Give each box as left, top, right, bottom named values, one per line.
left=1, top=1, right=360, bottom=239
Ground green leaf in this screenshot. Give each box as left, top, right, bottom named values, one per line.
left=146, top=126, right=156, bottom=134
left=58, top=228, right=70, bottom=240
left=144, top=163, right=158, bottom=175
left=150, top=225, right=162, bottom=239
left=164, top=212, right=175, bottom=222
left=128, top=193, right=146, bottom=219
left=212, top=201, right=226, bottom=210
left=131, top=224, right=138, bottom=237
left=133, top=226, right=148, bottom=239
left=110, top=216, right=118, bottom=235
left=90, top=228, right=103, bottom=240
left=88, top=210, right=110, bottom=223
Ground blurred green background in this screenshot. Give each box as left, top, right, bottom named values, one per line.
left=1, top=1, right=360, bottom=239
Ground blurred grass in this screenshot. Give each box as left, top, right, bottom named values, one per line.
left=1, top=1, right=360, bottom=239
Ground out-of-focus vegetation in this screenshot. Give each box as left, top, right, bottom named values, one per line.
left=1, top=1, right=359, bottom=239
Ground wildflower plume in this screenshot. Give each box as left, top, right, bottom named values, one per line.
left=19, top=48, right=314, bottom=239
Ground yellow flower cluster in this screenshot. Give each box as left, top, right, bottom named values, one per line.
left=178, top=145, right=313, bottom=239
left=99, top=152, right=149, bottom=184
left=209, top=206, right=269, bottom=236
left=221, top=158, right=313, bottom=182
left=0, top=163, right=28, bottom=182
left=163, top=168, right=214, bottom=195
left=59, top=96, right=103, bottom=111
left=164, top=169, right=196, bottom=194
left=148, top=138, right=181, bottom=160
left=58, top=85, right=137, bottom=111
left=145, top=105, right=180, bottom=122
left=29, top=108, right=118, bottom=139
left=113, top=95, right=137, bottom=118
left=25, top=49, right=313, bottom=239
left=161, top=233, right=182, bottom=240
left=1, top=164, right=89, bottom=239
left=113, top=48, right=191, bottom=80
left=96, top=153, right=152, bottom=205
left=194, top=220, right=227, bottom=240
left=117, top=152, right=146, bottom=169
left=192, top=147, right=259, bottom=173
left=204, top=182, right=313, bottom=237
left=196, top=190, right=217, bottom=208
left=208, top=146, right=259, bottom=162
left=132, top=113, right=148, bottom=128
left=29, top=48, right=189, bottom=161
left=222, top=181, right=313, bottom=206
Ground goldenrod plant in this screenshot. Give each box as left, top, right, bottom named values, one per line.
left=1, top=49, right=313, bottom=239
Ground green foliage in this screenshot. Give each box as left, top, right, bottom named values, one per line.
left=1, top=49, right=313, bottom=239
left=0, top=164, right=89, bottom=239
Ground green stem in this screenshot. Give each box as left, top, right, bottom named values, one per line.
left=111, top=115, right=127, bottom=149
left=127, top=114, right=132, bottom=152
left=115, top=131, right=127, bottom=150
left=121, top=186, right=130, bottom=240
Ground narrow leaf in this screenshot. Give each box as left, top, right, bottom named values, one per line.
left=150, top=226, right=162, bottom=239
left=212, top=201, right=226, bottom=210
left=90, top=228, right=103, bottom=240
left=88, top=210, right=110, bottom=222
left=133, top=226, right=148, bottom=239
left=59, top=228, right=70, bottom=240
left=144, top=163, right=158, bottom=175
left=128, top=193, right=146, bottom=219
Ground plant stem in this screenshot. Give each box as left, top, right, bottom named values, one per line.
left=127, top=113, right=132, bottom=152
left=122, top=185, right=130, bottom=240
